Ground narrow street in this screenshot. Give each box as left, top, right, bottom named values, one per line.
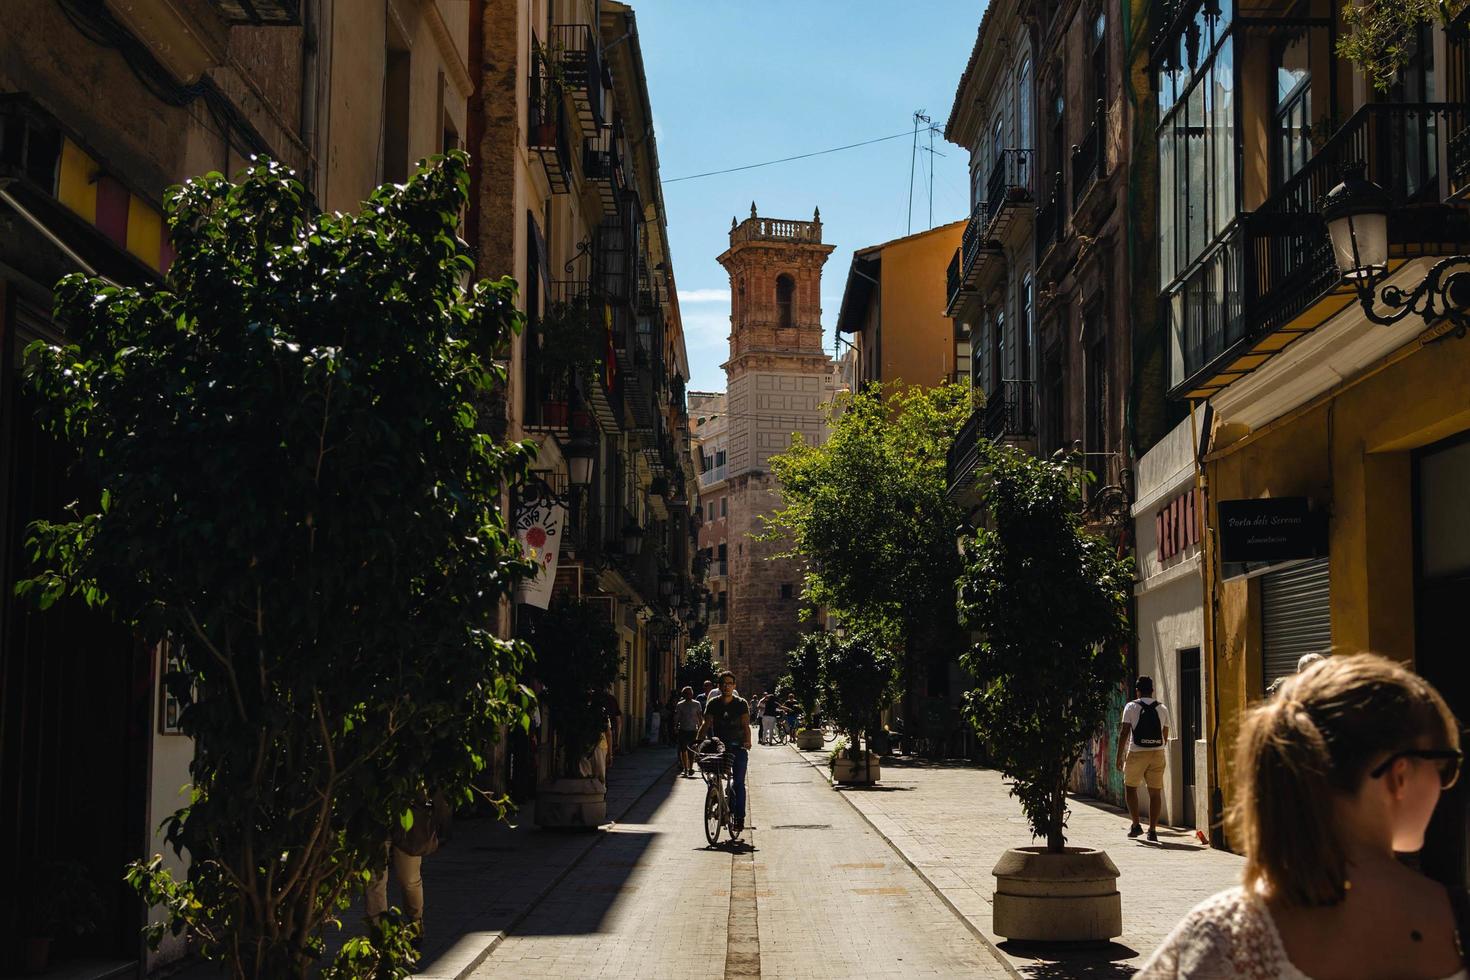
left=471, top=742, right=1012, bottom=979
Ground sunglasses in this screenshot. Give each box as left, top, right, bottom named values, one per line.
left=1369, top=749, right=1463, bottom=789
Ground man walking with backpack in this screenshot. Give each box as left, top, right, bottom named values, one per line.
left=1116, top=675, right=1171, bottom=842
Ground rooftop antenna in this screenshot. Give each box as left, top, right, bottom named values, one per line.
left=907, top=110, right=931, bottom=235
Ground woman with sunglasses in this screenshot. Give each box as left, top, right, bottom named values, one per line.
left=1138, top=653, right=1466, bottom=979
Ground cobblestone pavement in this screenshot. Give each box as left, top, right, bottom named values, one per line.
left=794, top=744, right=1245, bottom=978
left=474, top=740, right=1013, bottom=979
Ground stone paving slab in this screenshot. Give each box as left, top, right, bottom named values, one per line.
left=793, top=745, right=1244, bottom=979
left=157, top=747, right=677, bottom=980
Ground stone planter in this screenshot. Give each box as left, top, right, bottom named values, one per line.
left=796, top=730, right=824, bottom=750
left=991, top=846, right=1122, bottom=942
left=534, top=777, right=607, bottom=829
left=831, top=751, right=880, bottom=785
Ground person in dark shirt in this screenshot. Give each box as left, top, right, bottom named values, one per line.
left=696, top=670, right=752, bottom=832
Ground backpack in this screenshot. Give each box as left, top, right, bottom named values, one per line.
left=392, top=793, right=453, bottom=857
left=1132, top=700, right=1165, bottom=749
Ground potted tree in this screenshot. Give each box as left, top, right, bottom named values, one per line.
left=22, top=860, right=104, bottom=973
left=523, top=596, right=623, bottom=829
left=786, top=629, right=832, bottom=750
left=957, top=442, right=1133, bottom=943
left=534, top=293, right=603, bottom=428
left=822, top=630, right=898, bottom=784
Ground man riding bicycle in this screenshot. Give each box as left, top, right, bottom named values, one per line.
left=696, top=670, right=752, bottom=832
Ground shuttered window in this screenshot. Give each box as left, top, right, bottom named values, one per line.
left=1261, top=557, right=1331, bottom=694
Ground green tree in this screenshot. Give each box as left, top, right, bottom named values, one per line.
left=784, top=628, right=834, bottom=729
left=765, top=382, right=971, bottom=692
left=679, top=637, right=720, bottom=693
left=956, top=444, right=1133, bottom=852
left=1338, top=0, right=1467, bottom=92
left=822, top=630, right=900, bottom=764
left=522, top=597, right=623, bottom=776
left=19, top=154, right=534, bottom=979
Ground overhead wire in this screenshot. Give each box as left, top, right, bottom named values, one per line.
left=663, top=128, right=938, bottom=184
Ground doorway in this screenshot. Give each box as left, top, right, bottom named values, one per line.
left=1415, top=430, right=1470, bottom=890
left=1178, top=647, right=1202, bottom=829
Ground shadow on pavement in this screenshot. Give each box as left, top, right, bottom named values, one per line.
left=834, top=783, right=916, bottom=792
left=999, top=941, right=1141, bottom=979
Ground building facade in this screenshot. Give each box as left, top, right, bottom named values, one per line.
left=474, top=0, right=701, bottom=751
left=0, top=0, right=478, bottom=970
left=690, top=391, right=730, bottom=666
left=1151, top=0, right=1470, bottom=875
left=716, top=207, right=834, bottom=693
left=835, top=220, right=966, bottom=393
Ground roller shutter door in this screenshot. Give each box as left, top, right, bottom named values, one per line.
left=1261, top=557, right=1331, bottom=693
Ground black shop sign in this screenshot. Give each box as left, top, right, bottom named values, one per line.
left=1217, top=497, right=1326, bottom=565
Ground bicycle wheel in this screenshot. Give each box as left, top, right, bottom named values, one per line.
left=704, top=781, right=723, bottom=846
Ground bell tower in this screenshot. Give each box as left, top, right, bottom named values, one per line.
left=715, top=205, right=835, bottom=691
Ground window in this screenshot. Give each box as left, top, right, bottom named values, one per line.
left=382, top=26, right=411, bottom=184
left=1085, top=323, right=1108, bottom=487
left=719, top=639, right=726, bottom=658
left=992, top=115, right=1004, bottom=168
left=715, top=449, right=726, bottom=468
left=1017, top=57, right=1034, bottom=153
left=780, top=584, right=793, bottom=600
left=1050, top=91, right=1066, bottom=203
left=1019, top=275, right=1034, bottom=381
left=720, top=496, right=728, bottom=517
left=955, top=326, right=972, bottom=386
left=708, top=502, right=715, bottom=521
left=776, top=274, right=795, bottom=328
left=1091, top=10, right=1108, bottom=119
left=1273, top=33, right=1312, bottom=184
left=1043, top=343, right=1065, bottom=455
left=992, top=307, right=1005, bottom=392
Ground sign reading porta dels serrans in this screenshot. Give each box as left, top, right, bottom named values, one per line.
left=514, top=489, right=566, bottom=610
left=1217, top=496, right=1326, bottom=565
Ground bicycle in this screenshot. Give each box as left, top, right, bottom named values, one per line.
left=696, top=739, right=744, bottom=846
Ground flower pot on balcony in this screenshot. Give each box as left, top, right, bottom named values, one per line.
left=796, top=730, right=824, bottom=750
left=832, top=751, right=880, bottom=785
left=991, top=846, right=1122, bottom=943
left=532, top=121, right=557, bottom=148
left=540, top=400, right=569, bottom=428
left=535, top=776, right=607, bottom=829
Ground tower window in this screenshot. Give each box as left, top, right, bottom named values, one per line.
left=776, top=274, right=795, bottom=328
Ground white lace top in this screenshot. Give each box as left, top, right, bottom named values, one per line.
left=1135, top=887, right=1470, bottom=980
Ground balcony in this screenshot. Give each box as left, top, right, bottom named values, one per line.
left=698, top=464, right=728, bottom=489
left=1035, top=175, right=1061, bottom=265
left=944, top=150, right=1032, bottom=315
left=584, top=123, right=623, bottom=216
left=945, top=406, right=987, bottom=501
left=528, top=40, right=572, bottom=194
left=1071, top=112, right=1104, bottom=210
left=208, top=0, right=299, bottom=24
left=729, top=214, right=823, bottom=246
left=549, top=24, right=605, bottom=130
left=983, top=379, right=1037, bottom=443
left=1167, top=102, right=1470, bottom=399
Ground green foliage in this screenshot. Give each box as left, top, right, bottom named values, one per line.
left=1338, top=0, right=1467, bottom=92
left=522, top=597, right=623, bottom=776
left=784, top=628, right=834, bottom=728
left=678, top=637, right=720, bottom=692
left=20, top=153, right=534, bottom=978
left=956, top=444, right=1133, bottom=852
left=765, top=382, right=971, bottom=662
left=534, top=294, right=604, bottom=398
left=821, top=630, right=900, bottom=762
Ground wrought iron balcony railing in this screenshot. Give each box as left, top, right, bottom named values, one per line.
left=1071, top=110, right=1104, bottom=209
left=983, top=379, right=1037, bottom=442
left=1035, top=175, right=1061, bottom=263
left=983, top=148, right=1034, bottom=228
left=549, top=24, right=605, bottom=129
left=1167, top=102, right=1470, bottom=395
left=528, top=39, right=572, bottom=194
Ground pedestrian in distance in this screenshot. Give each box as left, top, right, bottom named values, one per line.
left=760, top=691, right=780, bottom=745
left=697, top=670, right=752, bottom=833
left=1137, top=653, right=1467, bottom=980
left=675, top=685, right=703, bottom=776
left=366, top=789, right=452, bottom=944
left=1117, top=675, right=1171, bottom=843
left=696, top=679, right=715, bottom=709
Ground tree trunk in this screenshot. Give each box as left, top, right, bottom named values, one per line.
left=1047, top=774, right=1068, bottom=852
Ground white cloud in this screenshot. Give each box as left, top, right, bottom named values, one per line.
left=677, top=288, right=731, bottom=304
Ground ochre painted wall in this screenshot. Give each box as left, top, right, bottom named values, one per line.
left=1204, top=336, right=1470, bottom=838
left=874, top=221, right=963, bottom=391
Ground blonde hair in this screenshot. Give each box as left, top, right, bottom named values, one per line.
left=1229, top=653, right=1458, bottom=907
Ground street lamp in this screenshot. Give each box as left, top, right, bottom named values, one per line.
left=622, top=522, right=645, bottom=556
left=563, top=434, right=596, bottom=486
left=1323, top=163, right=1470, bottom=336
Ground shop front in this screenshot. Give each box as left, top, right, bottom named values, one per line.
left=1202, top=312, right=1470, bottom=882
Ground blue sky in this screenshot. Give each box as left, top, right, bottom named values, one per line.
left=632, top=1, right=984, bottom=393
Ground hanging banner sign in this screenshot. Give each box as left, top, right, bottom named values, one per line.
left=515, top=489, right=566, bottom=610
